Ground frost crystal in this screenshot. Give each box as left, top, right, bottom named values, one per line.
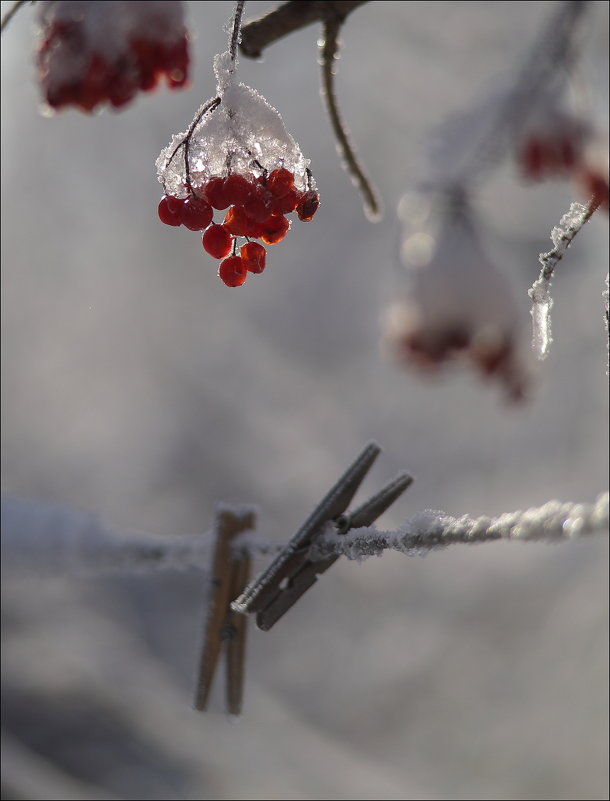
left=157, top=73, right=312, bottom=199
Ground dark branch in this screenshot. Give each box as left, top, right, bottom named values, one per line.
left=320, top=16, right=380, bottom=220
left=230, top=0, right=246, bottom=62
left=239, top=0, right=369, bottom=58
left=1, top=0, right=33, bottom=33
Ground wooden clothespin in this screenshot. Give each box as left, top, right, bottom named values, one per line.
left=232, top=442, right=413, bottom=631
left=194, top=506, right=255, bottom=715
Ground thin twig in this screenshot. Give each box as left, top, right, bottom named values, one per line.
left=160, top=96, right=221, bottom=195
left=320, top=15, right=380, bottom=220
left=230, top=0, right=246, bottom=62
left=239, top=0, right=369, bottom=58
left=1, top=0, right=31, bottom=33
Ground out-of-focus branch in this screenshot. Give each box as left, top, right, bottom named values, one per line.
left=239, top=0, right=369, bottom=58
left=1, top=0, right=33, bottom=33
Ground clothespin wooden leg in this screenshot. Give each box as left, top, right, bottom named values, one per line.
left=224, top=554, right=251, bottom=715
left=194, top=506, right=255, bottom=714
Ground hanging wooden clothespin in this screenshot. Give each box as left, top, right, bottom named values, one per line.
left=194, top=505, right=255, bottom=715
left=232, top=442, right=413, bottom=631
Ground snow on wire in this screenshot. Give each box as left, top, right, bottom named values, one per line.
left=2, top=492, right=607, bottom=579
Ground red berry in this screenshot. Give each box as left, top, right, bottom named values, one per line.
left=243, top=185, right=275, bottom=222
left=224, top=173, right=256, bottom=206
left=218, top=256, right=248, bottom=287
left=225, top=206, right=264, bottom=238
left=202, top=224, right=233, bottom=259
left=223, top=205, right=251, bottom=236
left=273, top=185, right=303, bottom=215
left=259, top=214, right=290, bottom=245
left=240, top=242, right=267, bottom=274
left=296, top=190, right=319, bottom=221
left=201, top=177, right=230, bottom=210
left=158, top=195, right=186, bottom=226
left=182, top=196, right=213, bottom=231
left=267, top=168, right=294, bottom=198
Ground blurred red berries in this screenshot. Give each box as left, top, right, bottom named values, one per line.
left=37, top=1, right=189, bottom=113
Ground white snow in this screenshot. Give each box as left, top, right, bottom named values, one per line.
left=157, top=76, right=312, bottom=197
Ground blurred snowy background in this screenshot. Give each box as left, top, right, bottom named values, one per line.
left=1, top=1, right=608, bottom=799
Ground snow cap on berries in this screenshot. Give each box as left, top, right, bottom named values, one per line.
left=156, top=61, right=313, bottom=199
left=386, top=189, right=529, bottom=401
left=37, top=0, right=189, bottom=113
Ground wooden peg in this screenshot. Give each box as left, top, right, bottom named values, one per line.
left=194, top=506, right=255, bottom=714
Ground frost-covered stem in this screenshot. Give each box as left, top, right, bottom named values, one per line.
left=538, top=197, right=599, bottom=282
left=230, top=1, right=246, bottom=64
left=0, top=0, right=31, bottom=33
left=602, top=273, right=610, bottom=374
left=239, top=0, right=369, bottom=59
left=310, top=491, right=609, bottom=561
left=320, top=16, right=380, bottom=221
left=529, top=198, right=600, bottom=358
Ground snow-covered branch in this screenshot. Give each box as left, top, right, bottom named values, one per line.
left=310, top=491, right=609, bottom=561
left=3, top=492, right=607, bottom=580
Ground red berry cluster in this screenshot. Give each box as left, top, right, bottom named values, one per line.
left=518, top=134, right=578, bottom=180
left=518, top=134, right=609, bottom=212
left=158, top=168, right=320, bottom=286
left=37, top=19, right=189, bottom=112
